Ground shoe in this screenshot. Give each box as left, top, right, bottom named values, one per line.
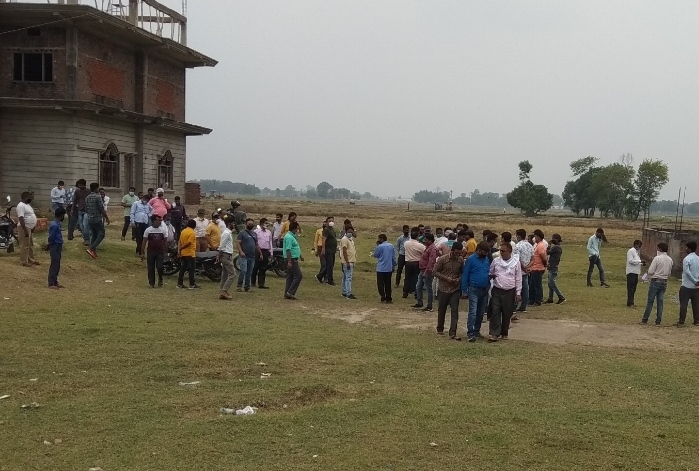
left=120, top=237, right=125, bottom=241
left=158, top=280, right=163, bottom=287
left=422, top=306, right=433, bottom=312
left=488, top=336, right=499, bottom=342
left=601, top=283, right=610, bottom=288
left=449, top=336, right=462, bottom=341
left=259, top=286, right=269, bottom=290
left=411, top=303, right=423, bottom=309
left=284, top=293, right=297, bottom=300
left=86, top=248, right=97, bottom=259
left=511, top=314, right=519, bottom=322
left=385, top=300, right=393, bottom=304
left=475, top=333, right=484, bottom=339
left=436, top=331, right=445, bottom=336
left=176, top=284, right=185, bottom=289
left=219, top=292, right=232, bottom=300
left=342, top=293, right=348, bottom=298
left=149, top=285, right=155, bottom=289
left=556, top=298, right=566, bottom=304
left=532, top=302, right=542, bottom=307
left=56, top=284, right=65, bottom=289
left=237, top=287, right=243, bottom=292
left=654, top=323, right=662, bottom=327
left=516, top=308, right=527, bottom=313
left=673, top=322, right=686, bottom=328
left=31, top=261, right=41, bottom=266
left=48, top=285, right=59, bottom=290
left=316, top=274, right=324, bottom=284
left=402, top=294, right=409, bottom=299
left=189, top=284, right=201, bottom=290
left=544, top=299, right=554, bottom=304
left=587, top=282, right=593, bottom=287
left=467, top=336, right=477, bottom=342
left=639, top=320, right=648, bottom=325
left=347, top=294, right=357, bottom=300
left=244, top=288, right=250, bottom=292
left=327, top=282, right=337, bottom=286
left=380, top=299, right=386, bottom=303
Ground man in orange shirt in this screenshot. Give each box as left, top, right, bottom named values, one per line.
left=177, top=219, right=200, bottom=290
left=529, top=229, right=548, bottom=306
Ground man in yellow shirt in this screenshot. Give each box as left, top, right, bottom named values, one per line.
left=205, top=214, right=222, bottom=250
left=177, top=219, right=199, bottom=289
left=314, top=220, right=328, bottom=278
left=463, top=230, right=477, bottom=259
left=340, top=227, right=357, bottom=299
left=279, top=211, right=298, bottom=243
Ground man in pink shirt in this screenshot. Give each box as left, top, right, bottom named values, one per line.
left=529, top=229, right=548, bottom=306
left=414, top=233, right=439, bottom=311
left=488, top=243, right=522, bottom=342
left=252, top=217, right=273, bottom=289
left=148, top=188, right=171, bottom=218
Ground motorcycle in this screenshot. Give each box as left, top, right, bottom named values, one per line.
left=0, top=196, right=17, bottom=253
left=163, top=245, right=222, bottom=282
left=234, top=248, right=287, bottom=278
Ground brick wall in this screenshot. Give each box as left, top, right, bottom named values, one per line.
left=145, top=56, right=185, bottom=121
left=76, top=31, right=136, bottom=111
left=184, top=182, right=201, bottom=205
left=0, top=27, right=67, bottom=100
left=641, top=228, right=699, bottom=277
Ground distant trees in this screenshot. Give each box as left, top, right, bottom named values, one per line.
left=196, top=180, right=260, bottom=195
left=506, top=161, right=553, bottom=216
left=412, top=190, right=450, bottom=204
left=562, top=154, right=669, bottom=221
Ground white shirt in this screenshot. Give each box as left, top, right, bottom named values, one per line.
left=218, top=219, right=226, bottom=232
left=194, top=217, right=209, bottom=238
left=16, top=202, right=37, bottom=230
left=434, top=236, right=448, bottom=247
left=273, top=221, right=283, bottom=239
left=51, top=187, right=65, bottom=204
left=647, top=253, right=673, bottom=280
left=626, top=247, right=643, bottom=275
left=102, top=195, right=110, bottom=210
left=219, top=228, right=234, bottom=254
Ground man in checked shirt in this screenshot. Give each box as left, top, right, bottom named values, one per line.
left=433, top=242, right=464, bottom=340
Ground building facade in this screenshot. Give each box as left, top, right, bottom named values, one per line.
left=0, top=1, right=216, bottom=208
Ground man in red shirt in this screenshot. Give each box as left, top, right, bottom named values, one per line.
left=414, top=233, right=439, bottom=311
left=529, top=229, right=548, bottom=306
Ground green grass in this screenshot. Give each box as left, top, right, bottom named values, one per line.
left=0, top=210, right=695, bottom=470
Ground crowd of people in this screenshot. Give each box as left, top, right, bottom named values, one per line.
left=12, top=181, right=699, bottom=340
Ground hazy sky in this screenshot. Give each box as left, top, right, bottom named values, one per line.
left=182, top=1, right=699, bottom=201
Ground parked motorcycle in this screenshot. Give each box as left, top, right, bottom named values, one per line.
left=163, top=245, right=222, bottom=282
left=234, top=248, right=287, bottom=277
left=0, top=196, right=17, bottom=253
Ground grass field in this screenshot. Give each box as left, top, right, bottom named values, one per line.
left=2, top=200, right=698, bottom=470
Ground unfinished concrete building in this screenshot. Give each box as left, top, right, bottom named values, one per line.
left=0, top=0, right=217, bottom=208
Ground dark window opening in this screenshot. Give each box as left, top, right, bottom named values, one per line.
left=27, top=28, right=41, bottom=36
left=13, top=52, right=53, bottom=82
left=99, top=144, right=120, bottom=188
left=158, top=151, right=174, bottom=190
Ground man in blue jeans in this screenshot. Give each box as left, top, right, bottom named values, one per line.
left=84, top=182, right=110, bottom=259
left=462, top=241, right=492, bottom=342
left=414, top=233, right=438, bottom=311
left=514, top=229, right=533, bottom=315
left=587, top=228, right=610, bottom=288
left=237, top=218, right=260, bottom=292
left=641, top=243, right=673, bottom=325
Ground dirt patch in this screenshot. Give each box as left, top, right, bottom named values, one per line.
left=321, top=307, right=699, bottom=353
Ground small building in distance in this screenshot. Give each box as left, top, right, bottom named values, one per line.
left=0, top=0, right=217, bottom=207
left=641, top=227, right=699, bottom=277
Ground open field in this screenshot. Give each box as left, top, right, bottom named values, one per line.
left=2, top=200, right=699, bottom=470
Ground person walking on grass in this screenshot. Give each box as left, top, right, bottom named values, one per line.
left=47, top=207, right=66, bottom=289
left=284, top=221, right=304, bottom=300
left=626, top=240, right=644, bottom=308
left=120, top=187, right=139, bottom=241
left=237, top=218, right=260, bottom=292
left=51, top=181, right=66, bottom=213
left=641, top=243, right=673, bottom=326
left=545, top=234, right=566, bottom=304
left=217, top=217, right=236, bottom=300
left=16, top=192, right=39, bottom=267
left=528, top=230, right=547, bottom=306
left=675, top=241, right=699, bottom=327
left=374, top=234, right=397, bottom=303
left=395, top=225, right=410, bottom=287
left=513, top=229, right=533, bottom=317
left=340, top=227, right=357, bottom=299
left=71, top=179, right=91, bottom=244
left=433, top=241, right=464, bottom=340
left=314, top=220, right=328, bottom=280
left=130, top=193, right=153, bottom=255
left=403, top=227, right=425, bottom=298
left=317, top=217, right=338, bottom=286
left=177, top=219, right=200, bottom=290
left=252, top=217, right=273, bottom=290
left=488, top=243, right=522, bottom=342
left=462, top=241, right=491, bottom=342
left=85, top=183, right=110, bottom=259
left=141, top=214, right=168, bottom=288
left=414, top=233, right=438, bottom=311
left=587, top=228, right=610, bottom=287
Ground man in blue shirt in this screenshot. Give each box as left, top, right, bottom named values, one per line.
left=130, top=193, right=153, bottom=254
left=48, top=207, right=66, bottom=289
left=395, top=225, right=410, bottom=287
left=677, top=241, right=699, bottom=326
left=461, top=241, right=492, bottom=342
left=374, top=233, right=397, bottom=303
left=586, top=228, right=609, bottom=287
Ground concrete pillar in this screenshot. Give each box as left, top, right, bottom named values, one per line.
left=65, top=26, right=77, bottom=100
left=129, top=0, right=138, bottom=25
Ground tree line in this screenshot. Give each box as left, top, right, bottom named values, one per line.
left=194, top=180, right=379, bottom=200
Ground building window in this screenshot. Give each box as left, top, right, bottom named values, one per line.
left=13, top=53, right=53, bottom=82
left=158, top=151, right=174, bottom=190
left=99, top=144, right=120, bottom=188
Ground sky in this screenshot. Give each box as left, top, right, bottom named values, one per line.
left=180, top=0, right=699, bottom=201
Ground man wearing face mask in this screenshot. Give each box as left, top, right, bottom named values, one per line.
left=236, top=218, right=260, bottom=292
left=395, top=225, right=410, bottom=288
left=168, top=196, right=188, bottom=242
left=641, top=243, right=673, bottom=326
left=587, top=228, right=610, bottom=288
left=317, top=216, right=337, bottom=286
left=462, top=242, right=492, bottom=342
left=148, top=188, right=171, bottom=218
left=314, top=220, right=328, bottom=279
left=16, top=192, right=39, bottom=267
left=284, top=221, right=304, bottom=299
left=340, top=227, right=357, bottom=299
left=121, top=187, right=139, bottom=241
left=130, top=193, right=154, bottom=254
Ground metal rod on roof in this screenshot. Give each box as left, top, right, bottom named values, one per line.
left=679, top=187, right=687, bottom=234
left=674, top=186, right=681, bottom=233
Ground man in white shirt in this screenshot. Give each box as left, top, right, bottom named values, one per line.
left=50, top=181, right=66, bottom=212
left=193, top=209, right=210, bottom=253
left=626, top=240, right=644, bottom=307
left=641, top=243, right=673, bottom=326
left=16, top=192, right=39, bottom=267
left=217, top=217, right=236, bottom=300
left=402, top=227, right=425, bottom=298
left=252, top=217, right=274, bottom=289
left=272, top=213, right=284, bottom=248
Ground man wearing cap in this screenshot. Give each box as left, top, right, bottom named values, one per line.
left=149, top=188, right=171, bottom=218
left=587, top=228, right=610, bottom=288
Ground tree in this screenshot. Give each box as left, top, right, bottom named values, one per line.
left=412, top=190, right=450, bottom=204
left=316, top=181, right=333, bottom=199
left=590, top=163, right=635, bottom=219
left=634, top=159, right=669, bottom=223
left=506, top=161, right=553, bottom=216
left=282, top=185, right=296, bottom=197
left=563, top=157, right=601, bottom=216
